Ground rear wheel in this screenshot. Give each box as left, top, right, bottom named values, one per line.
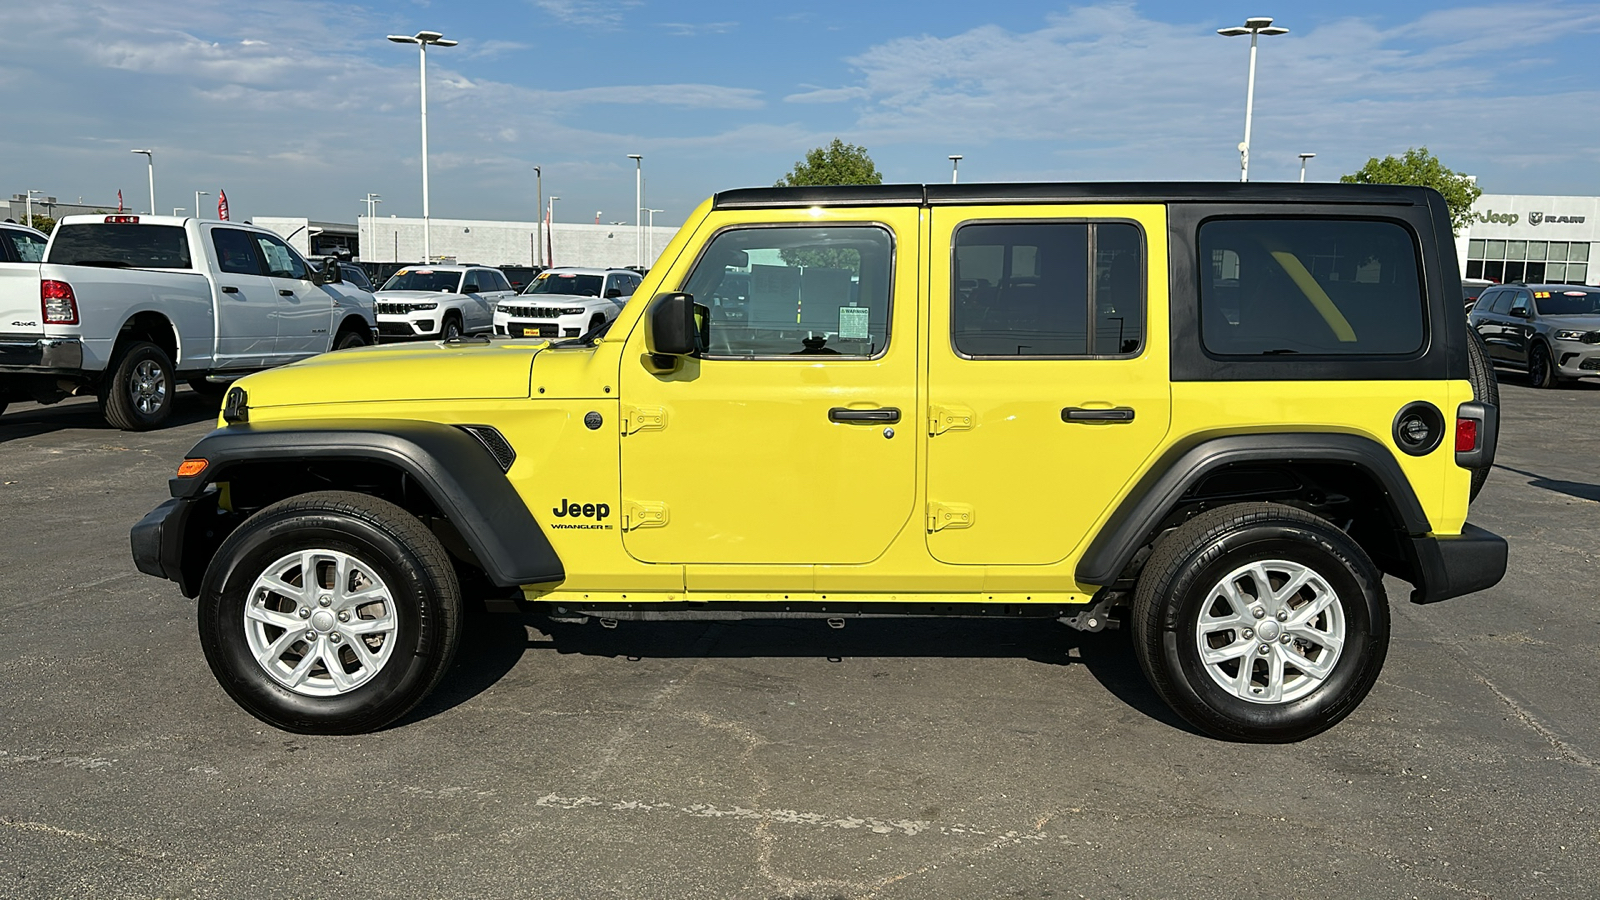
left=1131, top=502, right=1389, bottom=743
left=101, top=341, right=175, bottom=431
left=1528, top=342, right=1558, bottom=389
left=1464, top=328, right=1497, bottom=500
left=198, top=491, right=463, bottom=734
left=335, top=327, right=371, bottom=350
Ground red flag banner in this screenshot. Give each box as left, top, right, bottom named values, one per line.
left=217, top=189, right=229, bottom=221
left=117, top=190, right=123, bottom=212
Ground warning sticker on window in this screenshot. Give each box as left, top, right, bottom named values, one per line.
left=838, top=306, right=870, bottom=339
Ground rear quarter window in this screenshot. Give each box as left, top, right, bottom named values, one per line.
left=1199, top=219, right=1424, bottom=356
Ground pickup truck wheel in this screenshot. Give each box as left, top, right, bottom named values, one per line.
left=197, top=490, right=463, bottom=734
left=335, top=328, right=370, bottom=350
left=1131, top=502, right=1389, bottom=743
left=101, top=341, right=175, bottom=431
left=1464, top=328, right=1497, bottom=500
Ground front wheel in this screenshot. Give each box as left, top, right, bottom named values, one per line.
left=1131, top=502, right=1389, bottom=743
left=1528, top=342, right=1559, bottom=389
left=198, top=491, right=463, bottom=734
left=440, top=314, right=463, bottom=341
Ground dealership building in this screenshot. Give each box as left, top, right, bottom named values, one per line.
left=1457, top=193, right=1597, bottom=286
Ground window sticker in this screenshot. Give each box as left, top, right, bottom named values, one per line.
left=839, top=306, right=870, bottom=339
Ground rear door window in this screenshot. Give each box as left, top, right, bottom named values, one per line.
left=1488, top=290, right=1512, bottom=315
left=1198, top=218, right=1424, bottom=356
left=211, top=228, right=265, bottom=275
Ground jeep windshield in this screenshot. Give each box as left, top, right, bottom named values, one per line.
left=1536, top=289, right=1600, bottom=316
left=524, top=273, right=603, bottom=297
left=380, top=270, right=462, bottom=292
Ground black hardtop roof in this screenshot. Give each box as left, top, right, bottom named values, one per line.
left=712, top=181, right=1436, bottom=210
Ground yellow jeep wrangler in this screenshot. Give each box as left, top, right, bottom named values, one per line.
left=132, top=182, right=1505, bottom=742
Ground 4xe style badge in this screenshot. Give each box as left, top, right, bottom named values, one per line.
left=551, top=498, right=612, bottom=530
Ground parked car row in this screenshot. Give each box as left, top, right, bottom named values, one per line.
left=373, top=265, right=642, bottom=341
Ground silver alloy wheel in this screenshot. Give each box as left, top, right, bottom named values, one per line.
left=243, top=549, right=398, bottom=697
left=1194, top=559, right=1346, bottom=704
left=129, top=359, right=167, bottom=415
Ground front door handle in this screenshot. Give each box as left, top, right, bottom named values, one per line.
left=1063, top=406, right=1136, bottom=424
left=830, top=407, right=901, bottom=424
left=220, top=286, right=239, bottom=294
left=278, top=289, right=295, bottom=297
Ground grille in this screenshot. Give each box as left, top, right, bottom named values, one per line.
left=1581, top=357, right=1600, bottom=371
left=376, top=302, right=432, bottom=314
left=499, top=305, right=565, bottom=319
left=1581, top=331, right=1600, bottom=345
left=457, top=425, right=516, bottom=472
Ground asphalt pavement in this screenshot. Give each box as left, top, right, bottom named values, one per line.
left=1, top=372, right=1597, bottom=899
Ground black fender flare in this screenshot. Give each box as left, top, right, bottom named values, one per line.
left=160, top=419, right=563, bottom=589
left=1075, top=432, right=1431, bottom=587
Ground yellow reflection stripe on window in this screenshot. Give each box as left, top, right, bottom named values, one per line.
left=1268, top=251, right=1358, bottom=343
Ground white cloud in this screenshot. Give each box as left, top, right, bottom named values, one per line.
left=528, top=0, right=642, bottom=28
left=784, top=86, right=870, bottom=104
left=661, top=21, right=738, bottom=37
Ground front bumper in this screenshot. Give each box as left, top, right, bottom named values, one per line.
left=0, top=335, right=84, bottom=375
left=1408, top=523, right=1508, bottom=604
left=130, top=491, right=226, bottom=598
left=1553, top=340, right=1600, bottom=376
left=495, top=316, right=584, bottom=338
left=376, top=315, right=438, bottom=339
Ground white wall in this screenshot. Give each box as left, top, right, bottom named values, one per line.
left=357, top=216, right=678, bottom=268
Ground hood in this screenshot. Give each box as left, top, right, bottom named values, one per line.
left=235, top=340, right=542, bottom=406
left=375, top=290, right=463, bottom=301
left=1544, top=314, right=1600, bottom=332
left=517, top=292, right=605, bottom=304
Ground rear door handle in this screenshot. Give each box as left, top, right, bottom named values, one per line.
left=278, top=289, right=295, bottom=296
left=830, top=407, right=901, bottom=424
left=221, top=286, right=239, bottom=294
left=1062, top=406, right=1136, bottom=424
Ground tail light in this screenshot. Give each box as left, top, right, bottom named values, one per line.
left=41, top=280, right=79, bottom=324
left=1455, top=418, right=1479, bottom=452
left=1454, top=402, right=1497, bottom=473
left=104, top=215, right=139, bottom=224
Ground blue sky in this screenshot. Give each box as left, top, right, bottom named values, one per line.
left=5, top=1, right=1600, bottom=228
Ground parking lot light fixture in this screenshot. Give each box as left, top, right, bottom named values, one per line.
left=361, top=194, right=382, bottom=259
left=627, top=154, right=643, bottom=268
left=547, top=196, right=559, bottom=266
left=388, top=30, right=458, bottom=262
left=131, top=149, right=154, bottom=214
left=25, top=189, right=43, bottom=229
left=1217, top=16, right=1288, bottom=183
left=645, top=208, right=663, bottom=265
left=1299, top=152, right=1316, bottom=183
left=949, top=154, right=963, bottom=184
left=194, top=190, right=208, bottom=220
left=533, top=165, right=543, bottom=266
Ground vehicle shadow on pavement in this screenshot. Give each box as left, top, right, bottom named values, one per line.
left=0, top=390, right=219, bottom=444
left=1492, top=463, right=1600, bottom=502
left=401, top=610, right=1198, bottom=735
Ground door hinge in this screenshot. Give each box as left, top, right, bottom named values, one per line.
left=929, top=404, right=975, bottom=436
left=622, top=405, right=667, bottom=435
left=623, top=500, right=669, bottom=531
left=927, top=502, right=975, bottom=532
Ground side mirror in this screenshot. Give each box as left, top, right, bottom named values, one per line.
left=1510, top=306, right=1530, bottom=318
left=605, top=288, right=623, bottom=299
left=647, top=292, right=700, bottom=366
left=312, top=259, right=342, bottom=286
left=463, top=284, right=480, bottom=294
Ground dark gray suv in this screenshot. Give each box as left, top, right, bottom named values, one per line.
left=1469, top=283, right=1600, bottom=387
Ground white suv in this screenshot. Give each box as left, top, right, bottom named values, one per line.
left=494, top=267, right=641, bottom=339
left=374, top=264, right=516, bottom=340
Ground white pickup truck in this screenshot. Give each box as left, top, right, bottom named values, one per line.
left=0, top=215, right=376, bottom=429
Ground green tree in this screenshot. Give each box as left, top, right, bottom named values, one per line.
left=26, top=213, right=55, bottom=233
left=775, top=138, right=882, bottom=188
left=1340, top=147, right=1482, bottom=235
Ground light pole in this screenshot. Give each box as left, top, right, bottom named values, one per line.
left=645, top=209, right=663, bottom=266
left=533, top=165, right=543, bottom=266
left=547, top=196, right=559, bottom=267
left=627, top=154, right=643, bottom=268
left=194, top=190, right=208, bottom=220
left=25, top=189, right=42, bottom=229
left=1217, top=16, right=1288, bottom=183
left=387, top=30, right=458, bottom=262
left=1298, top=152, right=1316, bottom=183
left=949, top=154, right=963, bottom=184
left=361, top=194, right=382, bottom=259
left=130, top=149, right=154, bottom=213
left=172, top=208, right=185, bottom=217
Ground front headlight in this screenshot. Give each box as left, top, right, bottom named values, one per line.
left=1554, top=329, right=1587, bottom=341
left=413, top=302, right=439, bottom=311
left=561, top=307, right=587, bottom=315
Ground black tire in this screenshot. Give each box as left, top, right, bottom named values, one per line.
left=100, top=341, right=175, bottom=431
left=441, top=314, right=463, bottom=341
left=334, top=327, right=371, bottom=351
left=187, top=377, right=229, bottom=401
left=1463, top=328, right=1497, bottom=500
left=1527, top=341, right=1558, bottom=389
left=588, top=313, right=606, bottom=333
left=197, top=490, right=463, bottom=734
left=1131, top=502, right=1390, bottom=743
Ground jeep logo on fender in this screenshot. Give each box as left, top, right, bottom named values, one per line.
left=551, top=499, right=612, bottom=530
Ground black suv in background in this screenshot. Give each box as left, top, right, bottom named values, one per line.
left=1469, top=283, right=1600, bottom=387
